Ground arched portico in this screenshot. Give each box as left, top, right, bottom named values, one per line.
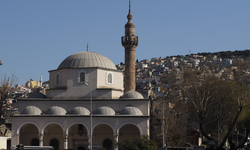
left=42, top=122, right=64, bottom=150
left=118, top=123, right=141, bottom=143
left=41, top=122, right=64, bottom=135
left=92, top=122, right=115, bottom=150
left=17, top=122, right=40, bottom=135
left=67, top=122, right=89, bottom=150
left=66, top=122, right=90, bottom=135
left=117, top=122, right=142, bottom=135
left=18, top=123, right=39, bottom=146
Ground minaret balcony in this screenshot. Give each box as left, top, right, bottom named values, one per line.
left=121, top=36, right=139, bottom=46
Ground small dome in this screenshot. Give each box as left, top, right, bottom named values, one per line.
left=94, top=106, right=115, bottom=115
left=57, top=51, right=117, bottom=70
left=69, top=107, right=90, bottom=115
left=120, top=106, right=143, bottom=115
left=21, top=106, right=42, bottom=115
left=28, top=92, right=46, bottom=98
left=46, top=106, right=66, bottom=115
left=123, top=91, right=144, bottom=99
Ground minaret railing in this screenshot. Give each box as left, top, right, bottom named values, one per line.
left=121, top=36, right=139, bottom=43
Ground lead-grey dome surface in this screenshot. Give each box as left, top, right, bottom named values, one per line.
left=57, top=51, right=117, bottom=70
left=94, top=106, right=115, bottom=115
left=69, top=106, right=90, bottom=115
left=21, top=106, right=42, bottom=115
left=120, top=106, right=143, bottom=115
left=123, top=91, right=144, bottom=99
left=46, top=106, right=67, bottom=115
left=28, top=92, right=46, bottom=98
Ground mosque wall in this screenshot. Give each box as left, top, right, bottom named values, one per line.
left=15, top=99, right=149, bottom=116
left=47, top=68, right=124, bottom=99
left=96, top=69, right=123, bottom=90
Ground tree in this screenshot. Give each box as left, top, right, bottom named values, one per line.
left=0, top=74, right=17, bottom=123
left=118, top=136, right=157, bottom=150
left=178, top=70, right=250, bottom=150
left=150, top=89, right=190, bottom=147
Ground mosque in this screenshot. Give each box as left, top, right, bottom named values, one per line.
left=11, top=2, right=150, bottom=150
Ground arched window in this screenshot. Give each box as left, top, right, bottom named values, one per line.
left=106, top=72, right=113, bottom=84
left=103, top=139, right=112, bottom=150
left=31, top=138, right=39, bottom=146
left=77, top=70, right=87, bottom=83
left=55, top=72, right=61, bottom=85
left=80, top=72, right=85, bottom=82
left=50, top=138, right=59, bottom=150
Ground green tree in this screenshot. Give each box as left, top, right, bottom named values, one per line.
left=118, top=136, right=157, bottom=150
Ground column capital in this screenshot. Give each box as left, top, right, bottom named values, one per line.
left=64, top=134, right=69, bottom=139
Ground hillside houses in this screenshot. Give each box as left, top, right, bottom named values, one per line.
left=125, top=54, right=248, bottom=99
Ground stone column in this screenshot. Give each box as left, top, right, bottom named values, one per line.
left=113, top=134, right=119, bottom=150
left=87, top=134, right=91, bottom=150
left=64, top=134, right=68, bottom=150
left=39, top=134, right=43, bottom=146
left=16, top=134, right=20, bottom=145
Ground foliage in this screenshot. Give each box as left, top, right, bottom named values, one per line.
left=118, top=136, right=157, bottom=150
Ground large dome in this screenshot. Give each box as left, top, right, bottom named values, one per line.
left=57, top=51, right=117, bottom=70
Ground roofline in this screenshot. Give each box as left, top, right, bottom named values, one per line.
left=12, top=115, right=150, bottom=118
left=16, top=98, right=149, bottom=101
left=48, top=67, right=122, bottom=73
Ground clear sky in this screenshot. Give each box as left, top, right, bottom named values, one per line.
left=0, top=0, right=249, bottom=85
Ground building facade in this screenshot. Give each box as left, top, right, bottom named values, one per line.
left=11, top=3, right=149, bottom=150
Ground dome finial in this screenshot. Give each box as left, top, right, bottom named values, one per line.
left=127, top=0, right=132, bottom=21
left=87, top=43, right=89, bottom=51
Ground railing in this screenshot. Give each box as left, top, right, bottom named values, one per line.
left=121, top=36, right=139, bottom=43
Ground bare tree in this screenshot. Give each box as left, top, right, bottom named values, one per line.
left=178, top=69, right=250, bottom=150
left=0, top=74, right=17, bottom=124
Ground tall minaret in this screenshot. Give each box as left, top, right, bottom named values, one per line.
left=121, top=0, right=139, bottom=93
left=40, top=75, right=42, bottom=87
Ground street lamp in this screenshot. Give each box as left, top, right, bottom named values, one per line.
left=162, top=91, right=170, bottom=150
left=85, top=83, right=92, bottom=150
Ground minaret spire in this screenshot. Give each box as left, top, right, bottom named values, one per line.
left=127, top=0, right=133, bottom=22
left=129, top=0, right=131, bottom=13
left=87, top=43, right=89, bottom=51
left=121, top=0, right=139, bottom=93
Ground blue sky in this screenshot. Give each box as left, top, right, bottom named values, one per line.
left=0, top=0, right=249, bottom=85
